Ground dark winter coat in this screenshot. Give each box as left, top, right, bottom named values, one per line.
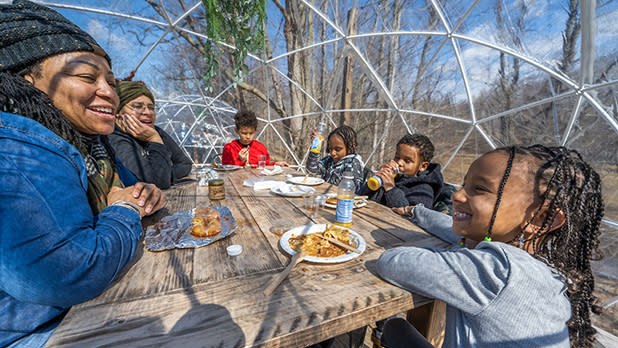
left=358, top=163, right=443, bottom=208
left=108, top=125, right=193, bottom=189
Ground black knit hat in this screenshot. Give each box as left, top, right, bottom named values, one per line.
left=0, top=0, right=111, bottom=73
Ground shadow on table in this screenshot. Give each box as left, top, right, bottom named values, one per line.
left=161, top=247, right=247, bottom=347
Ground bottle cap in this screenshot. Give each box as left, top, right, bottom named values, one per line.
left=226, top=244, right=242, bottom=256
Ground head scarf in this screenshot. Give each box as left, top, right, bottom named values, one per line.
left=0, top=0, right=111, bottom=73
left=115, top=80, right=155, bottom=113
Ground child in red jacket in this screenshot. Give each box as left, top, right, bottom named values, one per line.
left=221, top=110, right=289, bottom=167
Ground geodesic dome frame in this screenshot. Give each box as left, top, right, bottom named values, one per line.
left=49, top=1, right=617, bottom=279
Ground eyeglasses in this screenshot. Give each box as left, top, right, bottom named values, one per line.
left=126, top=102, right=155, bottom=113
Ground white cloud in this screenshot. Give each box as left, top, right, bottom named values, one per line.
left=87, top=19, right=132, bottom=52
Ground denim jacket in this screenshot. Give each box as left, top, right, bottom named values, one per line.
left=0, top=112, right=142, bottom=347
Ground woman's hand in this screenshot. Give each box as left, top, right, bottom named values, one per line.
left=119, top=114, right=163, bottom=143
left=275, top=161, right=290, bottom=167
left=107, top=183, right=166, bottom=217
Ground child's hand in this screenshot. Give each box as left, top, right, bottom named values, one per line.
left=238, top=147, right=249, bottom=163
left=311, top=127, right=318, bottom=140
left=392, top=206, right=414, bottom=216
left=383, top=160, right=399, bottom=173
left=376, top=167, right=396, bottom=191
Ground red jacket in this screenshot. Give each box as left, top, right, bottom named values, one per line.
left=221, top=139, right=274, bottom=166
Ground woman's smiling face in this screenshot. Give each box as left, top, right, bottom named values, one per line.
left=451, top=151, right=540, bottom=243
left=25, top=51, right=119, bottom=135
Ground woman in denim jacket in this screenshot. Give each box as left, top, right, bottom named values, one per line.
left=0, top=1, right=166, bottom=347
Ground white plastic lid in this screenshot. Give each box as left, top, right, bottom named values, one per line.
left=227, top=244, right=242, bottom=256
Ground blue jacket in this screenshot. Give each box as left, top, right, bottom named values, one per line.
left=0, top=112, right=142, bottom=347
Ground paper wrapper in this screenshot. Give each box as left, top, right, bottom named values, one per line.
left=144, top=206, right=237, bottom=251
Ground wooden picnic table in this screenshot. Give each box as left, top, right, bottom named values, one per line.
left=46, top=167, right=449, bottom=347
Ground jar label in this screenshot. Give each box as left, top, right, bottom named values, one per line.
left=209, top=186, right=225, bottom=200
left=335, top=198, right=353, bottom=223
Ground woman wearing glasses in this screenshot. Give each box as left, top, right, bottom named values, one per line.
left=109, top=80, right=193, bottom=189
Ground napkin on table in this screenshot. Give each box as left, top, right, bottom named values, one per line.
left=261, top=165, right=283, bottom=176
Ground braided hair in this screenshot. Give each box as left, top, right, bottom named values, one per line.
left=326, top=125, right=357, bottom=155
left=488, top=145, right=603, bottom=348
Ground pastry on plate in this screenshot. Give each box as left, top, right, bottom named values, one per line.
left=189, top=207, right=221, bottom=237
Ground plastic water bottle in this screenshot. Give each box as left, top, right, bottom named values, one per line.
left=309, top=120, right=327, bottom=154
left=367, top=167, right=399, bottom=191
left=335, top=171, right=355, bottom=227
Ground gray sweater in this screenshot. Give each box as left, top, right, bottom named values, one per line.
left=376, top=205, right=571, bottom=347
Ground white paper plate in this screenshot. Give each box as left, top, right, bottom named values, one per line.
left=213, top=164, right=242, bottom=171
left=323, top=193, right=368, bottom=209
left=287, top=176, right=325, bottom=186
left=280, top=224, right=366, bottom=263
left=270, top=184, right=316, bottom=197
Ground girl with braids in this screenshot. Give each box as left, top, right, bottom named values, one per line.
left=0, top=1, right=165, bottom=346
left=377, top=145, right=603, bottom=348
left=307, top=125, right=365, bottom=190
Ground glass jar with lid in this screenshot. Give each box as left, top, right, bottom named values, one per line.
left=208, top=179, right=225, bottom=200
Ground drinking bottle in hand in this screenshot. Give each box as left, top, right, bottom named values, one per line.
left=367, top=167, right=399, bottom=191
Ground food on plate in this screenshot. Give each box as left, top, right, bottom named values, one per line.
left=325, top=197, right=366, bottom=207
left=288, top=225, right=355, bottom=257
left=189, top=207, right=221, bottom=238
left=325, top=197, right=338, bottom=206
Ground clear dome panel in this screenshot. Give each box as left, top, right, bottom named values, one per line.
left=456, top=39, right=578, bottom=120
left=156, top=95, right=236, bottom=164
left=55, top=2, right=173, bottom=80
left=476, top=97, right=580, bottom=147
left=362, top=112, right=409, bottom=171
left=438, top=0, right=482, bottom=32
left=352, top=34, right=470, bottom=123
left=441, top=130, right=494, bottom=184
left=562, top=103, right=618, bottom=226
left=401, top=113, right=472, bottom=171
left=454, top=1, right=578, bottom=80
left=396, top=0, right=444, bottom=32
left=595, top=1, right=618, bottom=68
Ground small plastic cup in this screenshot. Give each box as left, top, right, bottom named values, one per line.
left=304, top=194, right=325, bottom=219
left=271, top=219, right=294, bottom=236
left=258, top=154, right=267, bottom=169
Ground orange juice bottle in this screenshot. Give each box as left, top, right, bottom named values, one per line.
left=367, top=167, right=399, bottom=191
left=335, top=172, right=355, bottom=227
left=309, top=120, right=326, bottom=154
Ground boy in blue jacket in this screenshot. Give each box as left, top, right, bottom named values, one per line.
left=358, top=134, right=443, bottom=208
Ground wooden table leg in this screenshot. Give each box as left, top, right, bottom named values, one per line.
left=406, top=300, right=446, bottom=347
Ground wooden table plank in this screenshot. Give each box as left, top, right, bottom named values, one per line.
left=46, top=264, right=433, bottom=347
